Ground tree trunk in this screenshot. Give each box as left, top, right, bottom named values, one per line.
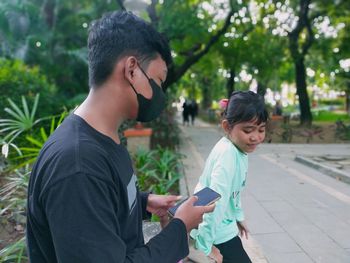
left=346, top=83, right=350, bottom=115
left=295, top=58, right=312, bottom=125
left=257, top=82, right=267, bottom=98
left=42, top=0, right=56, bottom=29
left=226, top=68, right=235, bottom=98
left=163, top=11, right=234, bottom=89
left=288, top=0, right=313, bottom=126
left=201, top=77, right=211, bottom=109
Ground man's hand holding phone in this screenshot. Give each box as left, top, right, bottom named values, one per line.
left=169, top=187, right=221, bottom=232
left=173, top=196, right=215, bottom=232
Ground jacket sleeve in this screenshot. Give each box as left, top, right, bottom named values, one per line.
left=140, top=191, right=152, bottom=220
left=42, top=172, right=188, bottom=263
left=190, top=150, right=234, bottom=255
left=232, top=191, right=244, bottom=222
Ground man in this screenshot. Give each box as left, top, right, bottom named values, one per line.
left=26, top=11, right=214, bottom=262
left=273, top=100, right=283, bottom=116
left=189, top=99, right=198, bottom=125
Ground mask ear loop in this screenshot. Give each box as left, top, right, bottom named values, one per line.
left=125, top=61, right=140, bottom=95
left=137, top=62, right=151, bottom=81
left=137, top=61, right=166, bottom=93
left=128, top=61, right=149, bottom=95
left=129, top=82, right=138, bottom=95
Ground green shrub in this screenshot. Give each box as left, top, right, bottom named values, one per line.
left=149, top=106, right=181, bottom=150
left=0, top=111, right=67, bottom=262
left=0, top=237, right=27, bottom=263
left=0, top=169, right=29, bottom=225
left=318, top=98, right=345, bottom=107
left=133, top=147, right=183, bottom=195
left=0, top=94, right=41, bottom=145
left=0, top=59, right=59, bottom=118
left=66, top=93, right=88, bottom=109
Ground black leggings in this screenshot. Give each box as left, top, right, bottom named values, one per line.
left=215, top=236, right=252, bottom=263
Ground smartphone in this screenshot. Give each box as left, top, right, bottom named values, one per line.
left=168, top=187, right=221, bottom=217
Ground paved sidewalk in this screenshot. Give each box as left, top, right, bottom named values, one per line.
left=178, top=117, right=350, bottom=263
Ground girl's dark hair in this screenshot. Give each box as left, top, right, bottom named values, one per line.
left=223, top=91, right=268, bottom=128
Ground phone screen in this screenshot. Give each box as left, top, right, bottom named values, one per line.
left=168, top=187, right=221, bottom=217
left=193, top=187, right=221, bottom=206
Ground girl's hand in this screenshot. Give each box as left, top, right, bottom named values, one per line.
left=208, top=245, right=223, bottom=263
left=237, top=220, right=249, bottom=239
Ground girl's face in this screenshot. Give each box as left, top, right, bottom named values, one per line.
left=223, top=118, right=266, bottom=153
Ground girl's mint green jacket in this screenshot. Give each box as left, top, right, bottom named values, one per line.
left=190, top=136, right=248, bottom=255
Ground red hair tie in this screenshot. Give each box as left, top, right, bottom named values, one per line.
left=219, top=99, right=229, bottom=110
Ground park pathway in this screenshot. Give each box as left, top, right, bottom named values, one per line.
left=178, top=116, right=350, bottom=263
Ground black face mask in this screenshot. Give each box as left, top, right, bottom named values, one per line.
left=129, top=64, right=166, bottom=122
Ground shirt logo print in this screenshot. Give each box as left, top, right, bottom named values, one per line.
left=232, top=191, right=240, bottom=208
left=127, top=174, right=137, bottom=214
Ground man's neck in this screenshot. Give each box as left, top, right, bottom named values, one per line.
left=74, top=89, right=125, bottom=145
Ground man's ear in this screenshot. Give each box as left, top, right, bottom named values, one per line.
left=124, top=56, right=138, bottom=83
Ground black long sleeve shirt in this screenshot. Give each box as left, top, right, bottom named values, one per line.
left=26, top=114, right=188, bottom=262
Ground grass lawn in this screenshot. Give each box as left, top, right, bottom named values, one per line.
left=313, top=110, right=350, bottom=122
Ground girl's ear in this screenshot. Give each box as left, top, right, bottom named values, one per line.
left=221, top=119, right=230, bottom=134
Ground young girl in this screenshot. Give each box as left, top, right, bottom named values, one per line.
left=190, top=91, right=268, bottom=263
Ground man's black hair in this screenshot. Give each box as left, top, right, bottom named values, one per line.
left=223, top=91, right=268, bottom=128
left=88, top=11, right=172, bottom=88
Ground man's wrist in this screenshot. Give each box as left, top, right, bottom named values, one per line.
left=146, top=192, right=154, bottom=211
left=141, top=192, right=152, bottom=219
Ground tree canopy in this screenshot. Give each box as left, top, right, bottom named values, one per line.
left=1, top=0, right=349, bottom=125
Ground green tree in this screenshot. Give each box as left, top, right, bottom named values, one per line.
left=0, top=0, right=119, bottom=100
left=118, top=0, right=237, bottom=90
left=261, top=0, right=349, bottom=125
left=313, top=1, right=350, bottom=114
left=245, top=17, right=287, bottom=98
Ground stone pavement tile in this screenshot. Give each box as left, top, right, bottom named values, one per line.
left=265, top=252, right=313, bottom=263
left=266, top=207, right=313, bottom=228
left=252, top=233, right=302, bottom=254
left=182, top=126, right=221, bottom=161
left=297, top=206, right=350, bottom=248
left=143, top=222, right=161, bottom=243
left=251, top=259, right=270, bottom=263
left=271, top=152, right=350, bottom=196
left=263, top=200, right=350, bottom=263
left=246, top=186, right=282, bottom=202
left=289, top=224, right=350, bottom=263
left=283, top=223, right=334, bottom=248
left=259, top=200, right=295, bottom=213
left=186, top=241, right=212, bottom=263
left=242, top=238, right=269, bottom=263
left=322, top=201, right=350, bottom=225
left=269, top=216, right=350, bottom=263
left=243, top=194, right=284, bottom=235
left=303, top=247, right=350, bottom=263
